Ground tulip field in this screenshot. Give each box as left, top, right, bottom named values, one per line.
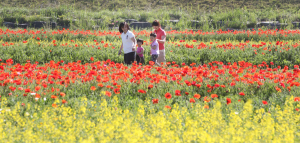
left=1, top=28, right=300, bottom=142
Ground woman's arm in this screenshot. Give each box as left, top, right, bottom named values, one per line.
left=131, top=37, right=136, bottom=51
left=118, top=43, right=123, bottom=55
left=157, top=35, right=166, bottom=44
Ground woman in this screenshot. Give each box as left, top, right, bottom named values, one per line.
left=152, top=20, right=166, bottom=64
left=118, top=22, right=136, bottom=65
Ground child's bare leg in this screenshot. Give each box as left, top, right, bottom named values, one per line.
left=155, top=61, right=160, bottom=66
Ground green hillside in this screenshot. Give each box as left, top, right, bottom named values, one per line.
left=1, top=0, right=300, bottom=11
left=1, top=0, right=300, bottom=30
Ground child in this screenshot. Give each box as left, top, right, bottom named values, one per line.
left=136, top=38, right=145, bottom=65
left=150, top=33, right=160, bottom=66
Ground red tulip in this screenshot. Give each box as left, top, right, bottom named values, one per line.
left=152, top=99, right=159, bottom=104
left=262, top=100, right=268, bottom=105
left=239, top=92, right=245, bottom=96
left=190, top=98, right=195, bottom=103
left=226, top=98, right=231, bottom=105
left=165, top=93, right=172, bottom=99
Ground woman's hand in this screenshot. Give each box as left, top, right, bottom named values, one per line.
left=131, top=37, right=136, bottom=52
left=119, top=43, right=123, bottom=55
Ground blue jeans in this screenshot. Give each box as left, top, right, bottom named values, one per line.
left=151, top=54, right=160, bottom=66
left=151, top=54, right=158, bottom=62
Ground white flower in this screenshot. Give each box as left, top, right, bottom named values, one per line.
left=25, top=112, right=30, bottom=116
left=31, top=93, right=36, bottom=95
left=235, top=112, right=239, bottom=114
left=44, top=97, right=46, bottom=101
left=17, top=72, right=21, bottom=75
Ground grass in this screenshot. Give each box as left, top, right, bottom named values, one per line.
left=1, top=2, right=300, bottom=139
left=1, top=1, right=300, bottom=142
left=1, top=1, right=300, bottom=30
left=1, top=0, right=300, bottom=11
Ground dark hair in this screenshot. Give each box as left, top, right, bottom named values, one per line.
left=150, top=33, right=157, bottom=38
left=152, top=20, right=161, bottom=27
left=119, top=22, right=130, bottom=33
left=137, top=38, right=143, bottom=44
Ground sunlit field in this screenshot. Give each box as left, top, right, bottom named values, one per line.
left=1, top=28, right=300, bottom=142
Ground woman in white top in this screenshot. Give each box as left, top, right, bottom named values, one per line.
left=118, top=22, right=136, bottom=65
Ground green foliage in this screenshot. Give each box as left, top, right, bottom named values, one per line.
left=1, top=38, right=300, bottom=68
left=1, top=3, right=300, bottom=30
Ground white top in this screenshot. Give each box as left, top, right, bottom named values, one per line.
left=121, top=30, right=135, bottom=54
